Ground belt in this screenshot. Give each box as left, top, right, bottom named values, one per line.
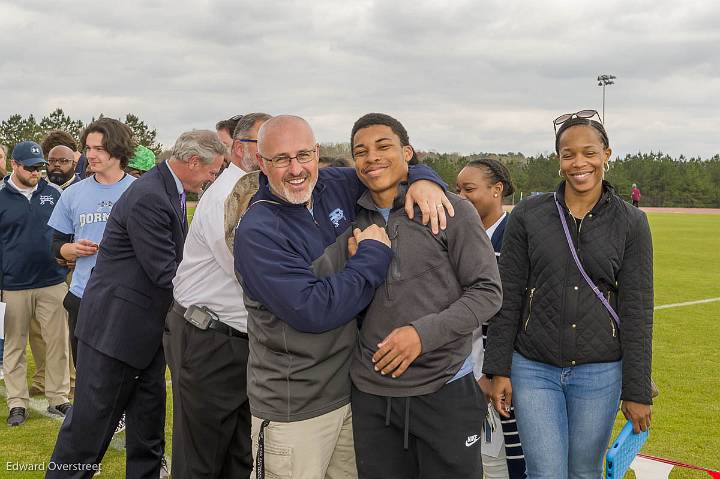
left=172, top=301, right=249, bottom=339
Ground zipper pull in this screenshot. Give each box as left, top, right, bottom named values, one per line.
left=524, top=288, right=536, bottom=332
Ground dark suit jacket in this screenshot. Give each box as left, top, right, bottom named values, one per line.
left=75, top=162, right=187, bottom=369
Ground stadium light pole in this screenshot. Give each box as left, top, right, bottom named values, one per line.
left=597, top=74, right=616, bottom=123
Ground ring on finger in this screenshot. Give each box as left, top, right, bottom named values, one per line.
left=436, top=204, right=443, bottom=209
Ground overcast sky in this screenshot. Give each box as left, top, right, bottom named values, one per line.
left=1, top=0, right=718, bottom=159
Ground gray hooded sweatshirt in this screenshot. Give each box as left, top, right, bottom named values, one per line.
left=350, top=186, right=503, bottom=397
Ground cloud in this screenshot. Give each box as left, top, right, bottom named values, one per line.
left=0, top=0, right=717, bottom=158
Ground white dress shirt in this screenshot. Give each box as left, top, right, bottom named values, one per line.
left=172, top=163, right=248, bottom=332
left=165, top=160, right=184, bottom=195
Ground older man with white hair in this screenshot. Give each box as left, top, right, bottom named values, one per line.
left=48, top=129, right=226, bottom=479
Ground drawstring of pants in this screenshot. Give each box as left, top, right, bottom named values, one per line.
left=384, top=397, right=412, bottom=450
left=255, top=419, right=270, bottom=479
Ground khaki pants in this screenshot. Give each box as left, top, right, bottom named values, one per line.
left=28, top=273, right=76, bottom=398
left=250, top=404, right=357, bottom=479
left=2, top=283, right=70, bottom=409
left=482, top=450, right=510, bottom=479
left=28, top=314, right=76, bottom=399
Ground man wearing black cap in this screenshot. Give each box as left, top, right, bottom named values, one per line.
left=0, top=141, right=72, bottom=427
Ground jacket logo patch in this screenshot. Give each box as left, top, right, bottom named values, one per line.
left=465, top=434, right=480, bottom=447
left=39, top=195, right=55, bottom=205
left=329, top=208, right=346, bottom=228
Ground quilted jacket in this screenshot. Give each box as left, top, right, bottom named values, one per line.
left=482, top=181, right=654, bottom=404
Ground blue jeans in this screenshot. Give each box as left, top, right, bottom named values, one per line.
left=511, top=352, right=621, bottom=479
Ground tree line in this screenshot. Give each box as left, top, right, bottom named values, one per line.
left=419, top=151, right=720, bottom=208
left=0, top=109, right=163, bottom=158
left=2, top=111, right=718, bottom=207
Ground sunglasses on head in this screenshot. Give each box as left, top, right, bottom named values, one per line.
left=553, top=110, right=601, bottom=133
left=21, top=164, right=46, bottom=173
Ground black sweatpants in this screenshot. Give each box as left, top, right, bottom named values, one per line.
left=62, top=291, right=81, bottom=365
left=48, top=340, right=166, bottom=479
left=163, top=307, right=252, bottom=479
left=352, top=373, right=484, bottom=479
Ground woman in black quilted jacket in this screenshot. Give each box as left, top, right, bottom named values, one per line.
left=482, top=111, right=654, bottom=479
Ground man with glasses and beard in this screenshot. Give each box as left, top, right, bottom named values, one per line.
left=47, top=146, right=80, bottom=189
left=0, top=141, right=71, bottom=427
left=41, top=130, right=88, bottom=178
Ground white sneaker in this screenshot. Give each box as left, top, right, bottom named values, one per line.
left=159, top=456, right=170, bottom=478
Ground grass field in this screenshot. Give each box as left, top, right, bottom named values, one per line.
left=0, top=212, right=718, bottom=478
left=611, top=213, right=720, bottom=478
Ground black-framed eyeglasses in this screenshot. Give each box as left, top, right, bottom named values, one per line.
left=553, top=110, right=601, bottom=133
left=237, top=139, right=257, bottom=144
left=21, top=164, right=46, bottom=173
left=48, top=158, right=73, bottom=166
left=259, top=148, right=316, bottom=168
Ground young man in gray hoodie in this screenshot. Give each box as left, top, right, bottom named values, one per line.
left=347, top=113, right=503, bottom=478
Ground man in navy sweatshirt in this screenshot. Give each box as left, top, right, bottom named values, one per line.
left=0, top=141, right=71, bottom=427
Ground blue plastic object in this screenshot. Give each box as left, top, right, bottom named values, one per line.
left=606, top=420, right=650, bottom=479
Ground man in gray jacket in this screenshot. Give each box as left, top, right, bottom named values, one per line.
left=347, top=113, right=503, bottom=479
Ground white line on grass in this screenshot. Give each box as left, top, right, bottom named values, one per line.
left=655, top=297, right=720, bottom=310
left=0, top=384, right=125, bottom=451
